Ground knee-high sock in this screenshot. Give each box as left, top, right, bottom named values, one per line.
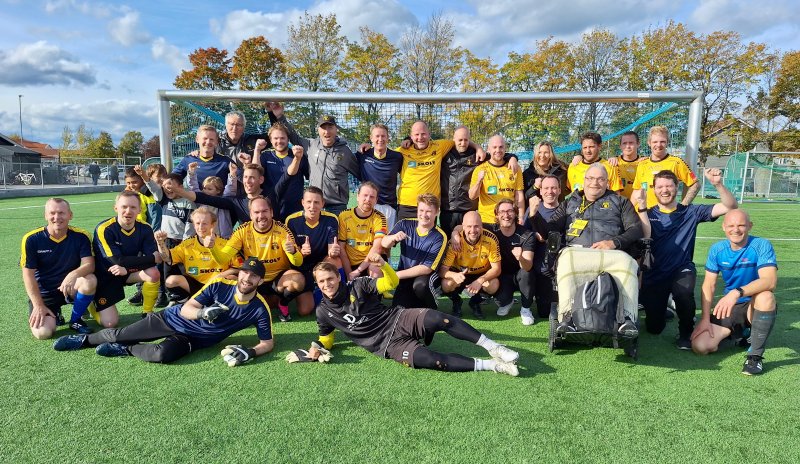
left=69, top=291, right=94, bottom=324
left=141, top=281, right=159, bottom=313
left=749, top=309, right=776, bottom=357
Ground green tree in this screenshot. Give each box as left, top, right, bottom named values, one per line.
left=455, top=51, right=504, bottom=144
left=571, top=29, right=624, bottom=131
left=770, top=50, right=800, bottom=125
left=60, top=126, right=75, bottom=150
left=75, top=124, right=94, bottom=150
left=85, top=131, right=116, bottom=160
left=117, top=130, right=144, bottom=165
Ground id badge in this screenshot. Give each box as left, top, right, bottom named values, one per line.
left=566, top=219, right=588, bottom=237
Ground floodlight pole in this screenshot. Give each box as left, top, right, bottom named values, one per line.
left=18, top=95, right=23, bottom=143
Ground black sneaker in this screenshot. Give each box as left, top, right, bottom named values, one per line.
left=451, top=295, right=463, bottom=318
left=56, top=313, right=66, bottom=326
left=53, top=334, right=88, bottom=351
left=155, top=293, right=169, bottom=308
left=128, top=291, right=143, bottom=306
left=676, top=337, right=692, bottom=350
left=742, top=355, right=764, bottom=375
left=95, top=342, right=130, bottom=357
left=618, top=319, right=638, bottom=337
left=469, top=296, right=485, bottom=320
left=69, top=320, right=93, bottom=335
left=278, top=312, right=292, bottom=322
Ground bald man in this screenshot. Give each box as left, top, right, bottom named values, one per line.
left=469, top=135, right=525, bottom=225
left=691, top=209, right=778, bottom=375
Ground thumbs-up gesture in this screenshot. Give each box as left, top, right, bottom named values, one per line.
left=283, top=237, right=296, bottom=254
left=328, top=237, right=341, bottom=258
left=202, top=234, right=215, bottom=248
left=452, top=269, right=467, bottom=285
left=292, top=145, right=304, bottom=159
left=301, top=236, right=312, bottom=256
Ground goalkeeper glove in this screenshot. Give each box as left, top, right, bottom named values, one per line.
left=220, top=344, right=256, bottom=367
left=197, top=302, right=230, bottom=322
left=285, top=341, right=333, bottom=363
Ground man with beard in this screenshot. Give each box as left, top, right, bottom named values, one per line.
left=527, top=175, right=562, bottom=319
left=489, top=199, right=535, bottom=325
left=358, top=124, right=404, bottom=231
left=566, top=131, right=623, bottom=193
left=252, top=123, right=307, bottom=221
left=173, top=163, right=267, bottom=225
left=53, top=257, right=274, bottom=366
left=638, top=168, right=737, bottom=350
left=339, top=182, right=388, bottom=281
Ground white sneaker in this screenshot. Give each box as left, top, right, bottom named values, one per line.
left=520, top=308, right=534, bottom=326
left=493, top=360, right=519, bottom=377
left=496, top=304, right=512, bottom=317
left=488, top=344, right=519, bottom=363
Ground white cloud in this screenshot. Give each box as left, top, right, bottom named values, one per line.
left=152, top=37, right=189, bottom=73
left=108, top=9, right=150, bottom=46
left=0, top=41, right=96, bottom=86
left=307, top=0, right=418, bottom=42
left=44, top=0, right=112, bottom=18
left=688, top=0, right=800, bottom=38
left=210, top=9, right=288, bottom=49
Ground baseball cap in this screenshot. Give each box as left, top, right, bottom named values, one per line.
left=239, top=256, right=266, bottom=279
left=317, top=115, right=337, bottom=127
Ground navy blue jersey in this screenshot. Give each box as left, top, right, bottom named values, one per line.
left=358, top=148, right=403, bottom=206
left=530, top=204, right=559, bottom=274
left=488, top=223, right=534, bottom=275
left=644, top=204, right=715, bottom=284
left=705, top=236, right=778, bottom=304
left=389, top=219, right=447, bottom=271
left=20, top=226, right=93, bottom=296
left=285, top=211, right=339, bottom=272
left=259, top=150, right=308, bottom=221
left=93, top=218, right=158, bottom=277
left=163, top=277, right=273, bottom=348
left=173, top=154, right=233, bottom=187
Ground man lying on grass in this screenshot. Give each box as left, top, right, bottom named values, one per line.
left=52, top=257, right=273, bottom=366
left=290, top=253, right=520, bottom=376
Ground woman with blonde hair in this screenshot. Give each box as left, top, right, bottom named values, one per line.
left=522, top=141, right=568, bottom=202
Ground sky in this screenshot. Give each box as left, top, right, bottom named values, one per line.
left=1, top=0, right=799, bottom=147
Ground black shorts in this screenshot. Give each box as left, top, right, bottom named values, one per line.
left=257, top=270, right=288, bottom=297
left=187, top=277, right=205, bottom=296
left=27, top=292, right=69, bottom=324
left=384, top=308, right=431, bottom=368
left=94, top=273, right=132, bottom=311
left=711, top=300, right=751, bottom=331
left=299, top=269, right=316, bottom=294
left=450, top=273, right=483, bottom=295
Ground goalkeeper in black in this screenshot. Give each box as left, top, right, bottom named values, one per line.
left=302, top=254, right=520, bottom=375
left=52, top=257, right=273, bottom=365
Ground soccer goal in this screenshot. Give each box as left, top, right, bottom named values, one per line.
left=699, top=150, right=800, bottom=202
left=156, top=90, right=703, bottom=171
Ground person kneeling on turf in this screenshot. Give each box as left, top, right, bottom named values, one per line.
left=690, top=210, right=778, bottom=375
left=296, top=253, right=520, bottom=376
left=53, top=257, right=274, bottom=365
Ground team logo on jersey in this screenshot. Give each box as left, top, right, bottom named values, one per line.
left=408, top=161, right=417, bottom=168
left=487, top=186, right=498, bottom=195
left=98, top=297, right=107, bottom=306
left=188, top=266, right=199, bottom=275
left=348, top=239, right=356, bottom=247
left=602, top=201, right=610, bottom=208
left=350, top=295, right=356, bottom=303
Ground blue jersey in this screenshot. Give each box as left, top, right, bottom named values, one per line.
left=20, top=226, right=93, bottom=296
left=705, top=236, right=778, bottom=304
left=93, top=217, right=158, bottom=277
left=358, top=148, right=403, bottom=206
left=163, top=277, right=273, bottom=349
left=173, top=154, right=233, bottom=187
left=644, top=204, right=715, bottom=284
left=260, top=150, right=308, bottom=221
left=389, top=219, right=447, bottom=271
left=285, top=211, right=338, bottom=272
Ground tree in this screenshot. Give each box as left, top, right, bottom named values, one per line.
left=336, top=27, right=403, bottom=142
left=174, top=47, right=233, bottom=90
left=75, top=124, right=94, bottom=150
left=770, top=50, right=800, bottom=125
left=398, top=13, right=463, bottom=121
left=284, top=12, right=347, bottom=131
left=455, top=51, right=505, bottom=144
left=117, top=130, right=144, bottom=165
left=142, top=136, right=160, bottom=159
left=60, top=126, right=75, bottom=150
left=84, top=131, right=116, bottom=160
left=571, top=29, right=624, bottom=131
left=232, top=36, right=285, bottom=91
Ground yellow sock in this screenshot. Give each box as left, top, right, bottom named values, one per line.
left=87, top=301, right=101, bottom=324
left=142, top=281, right=159, bottom=313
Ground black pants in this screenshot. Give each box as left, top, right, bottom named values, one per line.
left=439, top=210, right=467, bottom=240
left=87, top=312, right=193, bottom=363
left=495, top=268, right=534, bottom=308
left=394, top=275, right=438, bottom=309
left=641, top=265, right=697, bottom=338
left=533, top=270, right=557, bottom=318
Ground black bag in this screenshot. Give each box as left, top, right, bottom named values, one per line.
left=571, top=272, right=619, bottom=333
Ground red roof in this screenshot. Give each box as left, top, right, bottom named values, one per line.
left=19, top=139, right=59, bottom=159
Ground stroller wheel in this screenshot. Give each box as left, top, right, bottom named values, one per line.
left=548, top=305, right=558, bottom=352
left=624, top=340, right=639, bottom=361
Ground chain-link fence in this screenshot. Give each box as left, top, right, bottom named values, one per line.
left=0, top=159, right=130, bottom=189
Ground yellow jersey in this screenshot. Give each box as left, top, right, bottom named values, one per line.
left=617, top=156, right=643, bottom=199
left=338, top=208, right=387, bottom=266
left=214, top=220, right=301, bottom=281
left=633, top=155, right=698, bottom=208
left=397, top=139, right=455, bottom=207
left=169, top=236, right=238, bottom=284
left=567, top=159, right=623, bottom=193
left=442, top=229, right=501, bottom=275
left=471, top=161, right=523, bottom=224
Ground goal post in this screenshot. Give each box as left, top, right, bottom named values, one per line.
left=156, top=90, right=704, bottom=172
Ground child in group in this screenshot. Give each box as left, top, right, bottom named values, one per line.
left=188, top=161, right=237, bottom=238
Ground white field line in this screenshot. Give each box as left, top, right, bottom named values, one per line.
left=0, top=199, right=114, bottom=211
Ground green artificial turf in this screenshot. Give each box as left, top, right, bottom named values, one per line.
left=0, top=193, right=798, bottom=463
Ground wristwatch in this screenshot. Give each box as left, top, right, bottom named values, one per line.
left=735, top=287, right=745, bottom=297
